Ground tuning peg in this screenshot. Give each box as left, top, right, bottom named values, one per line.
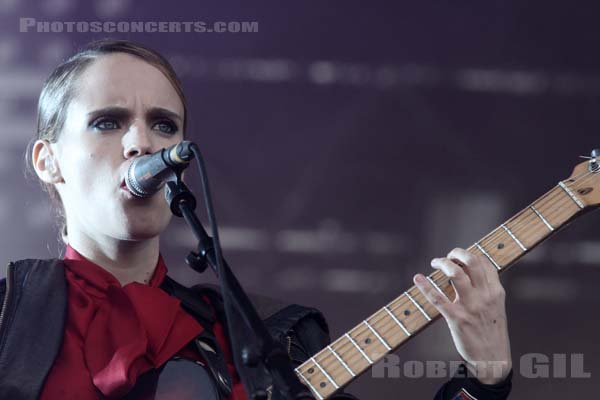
left=588, top=149, right=600, bottom=172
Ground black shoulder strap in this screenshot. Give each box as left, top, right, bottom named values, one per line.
left=263, top=304, right=329, bottom=342
left=160, top=276, right=216, bottom=328
left=0, top=259, right=67, bottom=400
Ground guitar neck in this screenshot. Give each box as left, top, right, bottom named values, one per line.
left=295, top=181, right=587, bottom=399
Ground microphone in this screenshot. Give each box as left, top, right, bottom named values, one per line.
left=125, top=140, right=195, bottom=198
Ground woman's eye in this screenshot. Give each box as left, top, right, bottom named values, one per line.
left=92, top=118, right=120, bottom=131
left=153, top=120, right=178, bottom=134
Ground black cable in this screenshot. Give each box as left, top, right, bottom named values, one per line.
left=189, top=144, right=254, bottom=394
left=186, top=143, right=315, bottom=400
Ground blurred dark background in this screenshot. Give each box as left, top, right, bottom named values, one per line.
left=1, top=1, right=600, bottom=398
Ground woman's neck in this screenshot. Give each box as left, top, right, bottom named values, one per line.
left=66, top=229, right=161, bottom=286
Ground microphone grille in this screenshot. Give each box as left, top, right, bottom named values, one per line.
left=126, top=161, right=149, bottom=197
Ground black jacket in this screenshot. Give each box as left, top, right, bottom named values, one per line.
left=0, top=258, right=511, bottom=399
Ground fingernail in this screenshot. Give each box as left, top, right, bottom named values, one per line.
left=414, top=274, right=425, bottom=283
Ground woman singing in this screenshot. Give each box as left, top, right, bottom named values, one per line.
left=0, top=39, right=512, bottom=399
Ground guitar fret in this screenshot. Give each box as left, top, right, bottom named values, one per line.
left=345, top=333, right=372, bottom=364
left=327, top=345, right=355, bottom=377
left=475, top=242, right=501, bottom=270
left=405, top=291, right=431, bottom=321
left=297, top=369, right=323, bottom=400
left=558, top=181, right=584, bottom=209
left=426, top=276, right=451, bottom=301
left=311, top=357, right=339, bottom=390
left=363, top=320, right=391, bottom=350
left=383, top=306, right=411, bottom=336
left=530, top=205, right=554, bottom=231
left=501, top=224, right=527, bottom=251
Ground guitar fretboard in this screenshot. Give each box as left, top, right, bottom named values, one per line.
left=295, top=182, right=585, bottom=399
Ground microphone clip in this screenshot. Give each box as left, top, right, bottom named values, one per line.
left=165, top=178, right=197, bottom=217
left=166, top=177, right=212, bottom=274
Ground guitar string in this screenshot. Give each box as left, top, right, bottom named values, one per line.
left=429, top=163, right=599, bottom=265
left=483, top=175, right=586, bottom=243
left=475, top=187, right=568, bottom=255
left=309, top=181, right=588, bottom=383
left=295, top=167, right=598, bottom=383
left=297, top=185, right=587, bottom=383
left=316, top=237, right=577, bottom=383
left=302, top=268, right=495, bottom=383
left=477, top=168, right=595, bottom=254
left=313, top=183, right=585, bottom=383
left=300, top=202, right=584, bottom=385
left=305, top=272, right=455, bottom=379
left=300, top=182, right=587, bottom=378
left=297, top=274, right=448, bottom=383
left=307, top=230, right=576, bottom=385
left=471, top=164, right=597, bottom=247
left=296, top=174, right=593, bottom=383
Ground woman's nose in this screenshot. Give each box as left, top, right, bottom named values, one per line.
left=123, top=123, right=153, bottom=159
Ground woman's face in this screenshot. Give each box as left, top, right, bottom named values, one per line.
left=51, top=53, right=185, bottom=242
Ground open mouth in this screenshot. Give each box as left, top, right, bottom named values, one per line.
left=120, top=179, right=131, bottom=193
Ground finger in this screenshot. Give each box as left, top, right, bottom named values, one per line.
left=413, top=273, right=453, bottom=319
left=431, top=257, right=473, bottom=302
left=476, top=250, right=503, bottom=288
left=477, top=254, right=504, bottom=294
left=447, top=247, right=487, bottom=288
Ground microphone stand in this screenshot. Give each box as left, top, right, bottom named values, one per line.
left=164, top=157, right=315, bottom=400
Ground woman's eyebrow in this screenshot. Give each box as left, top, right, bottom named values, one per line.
left=86, top=106, right=132, bottom=120
left=86, top=106, right=183, bottom=123
left=146, top=107, right=183, bottom=123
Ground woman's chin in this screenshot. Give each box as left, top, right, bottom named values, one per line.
left=118, top=223, right=167, bottom=241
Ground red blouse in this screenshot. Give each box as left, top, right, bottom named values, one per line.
left=40, top=245, right=247, bottom=400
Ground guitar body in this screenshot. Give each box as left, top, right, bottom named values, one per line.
left=123, top=358, right=221, bottom=400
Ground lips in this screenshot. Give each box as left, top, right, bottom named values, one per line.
left=120, top=178, right=132, bottom=193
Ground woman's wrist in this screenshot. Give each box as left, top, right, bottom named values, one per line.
left=470, top=360, right=513, bottom=385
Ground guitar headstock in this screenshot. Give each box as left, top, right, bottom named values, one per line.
left=564, top=149, right=600, bottom=208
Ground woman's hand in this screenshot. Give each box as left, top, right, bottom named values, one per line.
left=413, top=247, right=512, bottom=384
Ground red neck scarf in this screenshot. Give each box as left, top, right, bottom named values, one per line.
left=62, top=246, right=204, bottom=399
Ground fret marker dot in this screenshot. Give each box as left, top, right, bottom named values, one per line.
left=404, top=309, right=410, bottom=316
left=320, top=382, right=327, bottom=388
left=497, top=243, right=505, bottom=249
left=364, top=337, right=372, bottom=345
left=308, top=368, right=314, bottom=374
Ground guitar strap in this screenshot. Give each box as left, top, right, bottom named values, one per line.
left=160, top=276, right=233, bottom=398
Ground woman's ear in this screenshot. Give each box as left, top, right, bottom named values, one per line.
left=32, top=140, right=64, bottom=184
